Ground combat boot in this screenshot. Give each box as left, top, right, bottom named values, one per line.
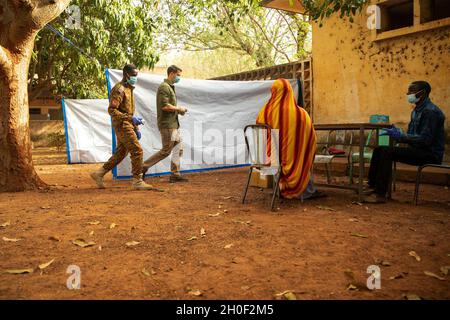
left=132, top=174, right=157, bottom=190
left=90, top=167, right=107, bottom=189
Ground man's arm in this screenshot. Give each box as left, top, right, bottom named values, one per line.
left=158, top=86, right=187, bottom=113
left=108, top=86, right=133, bottom=122
left=398, top=110, right=438, bottom=147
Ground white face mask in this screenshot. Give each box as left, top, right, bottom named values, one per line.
left=407, top=93, right=419, bottom=104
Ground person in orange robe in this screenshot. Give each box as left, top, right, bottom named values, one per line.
left=256, top=78, right=324, bottom=200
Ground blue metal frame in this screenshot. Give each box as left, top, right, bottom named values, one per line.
left=61, top=97, right=72, bottom=164
left=104, top=68, right=118, bottom=178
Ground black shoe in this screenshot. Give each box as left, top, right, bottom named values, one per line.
left=169, top=175, right=189, bottom=183
left=363, top=193, right=387, bottom=204
left=307, top=191, right=327, bottom=200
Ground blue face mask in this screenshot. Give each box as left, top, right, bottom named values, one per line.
left=127, top=76, right=138, bottom=86
left=174, top=76, right=181, bottom=84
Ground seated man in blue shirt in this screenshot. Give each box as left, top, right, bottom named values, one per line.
left=365, top=81, right=446, bottom=203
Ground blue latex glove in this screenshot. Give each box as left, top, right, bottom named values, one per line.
left=380, top=126, right=403, bottom=140
left=135, top=129, right=141, bottom=140
left=132, top=116, right=144, bottom=126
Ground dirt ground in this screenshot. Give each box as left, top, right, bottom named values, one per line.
left=0, top=148, right=449, bottom=300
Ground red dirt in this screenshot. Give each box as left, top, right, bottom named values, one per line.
left=0, top=149, right=449, bottom=300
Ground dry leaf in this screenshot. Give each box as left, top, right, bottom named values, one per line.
left=188, top=290, right=202, bottom=296
left=89, top=231, right=94, bottom=236
left=109, top=223, right=117, bottom=229
left=87, top=221, right=101, bottom=225
left=424, top=271, right=445, bottom=281
left=347, top=284, right=359, bottom=291
left=2, top=237, right=22, bottom=242
left=403, top=293, right=421, bottom=300
left=98, top=245, right=102, bottom=251
left=222, top=196, right=232, bottom=200
left=72, top=239, right=95, bottom=248
left=275, top=290, right=297, bottom=300
left=348, top=218, right=359, bottom=222
left=316, top=205, right=335, bottom=211
left=409, top=251, right=421, bottom=262
left=187, top=236, right=197, bottom=241
left=4, top=268, right=34, bottom=274
left=40, top=206, right=51, bottom=210
left=440, top=266, right=450, bottom=276
left=200, top=228, right=206, bottom=237
left=126, top=241, right=140, bottom=247
left=381, top=261, right=392, bottom=267
left=48, top=236, right=61, bottom=242
left=0, top=221, right=10, bottom=228
left=389, top=272, right=408, bottom=280
left=142, top=268, right=151, bottom=277
left=223, top=209, right=228, bottom=213
left=209, top=213, right=221, bottom=217
left=351, top=233, right=368, bottom=238
left=224, top=244, right=233, bottom=249
left=38, top=259, right=55, bottom=270
left=241, top=285, right=250, bottom=290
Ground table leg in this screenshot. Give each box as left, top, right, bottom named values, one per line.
left=358, top=127, right=365, bottom=202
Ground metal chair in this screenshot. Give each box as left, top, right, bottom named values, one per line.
left=242, top=124, right=281, bottom=211
left=314, top=130, right=354, bottom=184
left=413, top=163, right=450, bottom=205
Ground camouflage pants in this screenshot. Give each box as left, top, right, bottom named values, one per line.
left=103, top=121, right=143, bottom=178
left=143, top=128, right=183, bottom=175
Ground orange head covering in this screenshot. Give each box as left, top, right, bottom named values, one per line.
left=256, top=79, right=316, bottom=198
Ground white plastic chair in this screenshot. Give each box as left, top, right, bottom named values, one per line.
left=242, top=124, right=281, bottom=211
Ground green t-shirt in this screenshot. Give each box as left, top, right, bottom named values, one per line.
left=156, top=79, right=179, bottom=129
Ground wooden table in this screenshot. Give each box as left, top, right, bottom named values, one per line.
left=314, top=123, right=393, bottom=202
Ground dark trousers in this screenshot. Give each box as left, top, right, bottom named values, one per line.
left=368, top=147, right=438, bottom=196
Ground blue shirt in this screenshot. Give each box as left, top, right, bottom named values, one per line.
left=400, top=98, right=446, bottom=163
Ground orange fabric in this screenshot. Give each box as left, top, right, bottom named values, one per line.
left=256, top=79, right=316, bottom=199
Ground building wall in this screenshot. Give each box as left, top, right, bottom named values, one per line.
left=311, top=10, right=450, bottom=141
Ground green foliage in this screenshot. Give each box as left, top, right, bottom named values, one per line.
left=47, top=131, right=66, bottom=152
left=157, top=0, right=311, bottom=68
left=29, top=0, right=161, bottom=100
left=300, top=0, right=369, bottom=25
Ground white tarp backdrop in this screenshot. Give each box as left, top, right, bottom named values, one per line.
left=62, top=99, right=112, bottom=163
left=106, top=69, right=299, bottom=179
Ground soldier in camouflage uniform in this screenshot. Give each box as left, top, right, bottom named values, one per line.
left=90, top=64, right=156, bottom=190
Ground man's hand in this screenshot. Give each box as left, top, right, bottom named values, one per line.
left=135, top=129, right=142, bottom=140
left=178, top=107, right=188, bottom=115
left=380, top=126, right=404, bottom=140
left=132, top=116, right=144, bottom=126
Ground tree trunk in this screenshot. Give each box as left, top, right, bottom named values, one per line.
left=0, top=0, right=71, bottom=192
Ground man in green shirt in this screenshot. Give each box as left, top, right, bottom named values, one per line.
left=143, top=65, right=189, bottom=183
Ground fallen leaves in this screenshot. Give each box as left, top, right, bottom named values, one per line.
left=38, top=259, right=55, bottom=270
left=87, top=221, right=101, bottom=225
left=0, top=221, right=10, bottom=228
left=409, top=251, right=421, bottom=262
left=141, top=268, right=151, bottom=277
left=440, top=266, right=450, bottom=276
left=72, top=239, right=96, bottom=248
left=316, top=205, right=335, bottom=211
left=188, top=289, right=203, bottom=296
left=389, top=272, right=408, bottom=280
left=233, top=220, right=252, bottom=226
left=350, top=233, right=368, bottom=239
left=224, top=244, right=233, bottom=249
left=187, top=236, right=198, bottom=241
left=3, top=268, right=34, bottom=274
left=125, top=241, right=140, bottom=247
left=208, top=212, right=221, bottom=217
left=275, top=290, right=297, bottom=300
left=2, top=237, right=22, bottom=242
left=424, top=271, right=445, bottom=281
left=402, top=293, right=421, bottom=300
left=48, top=236, right=61, bottom=242
left=200, top=228, right=206, bottom=237
left=109, top=223, right=117, bottom=229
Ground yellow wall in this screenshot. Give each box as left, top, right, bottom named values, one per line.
left=311, top=12, right=450, bottom=136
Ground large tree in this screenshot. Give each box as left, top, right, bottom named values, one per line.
left=158, top=0, right=311, bottom=68
left=0, top=0, right=71, bottom=192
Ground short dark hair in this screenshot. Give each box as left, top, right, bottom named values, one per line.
left=123, top=64, right=137, bottom=75
left=409, top=81, right=431, bottom=96
left=167, top=65, right=182, bottom=76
